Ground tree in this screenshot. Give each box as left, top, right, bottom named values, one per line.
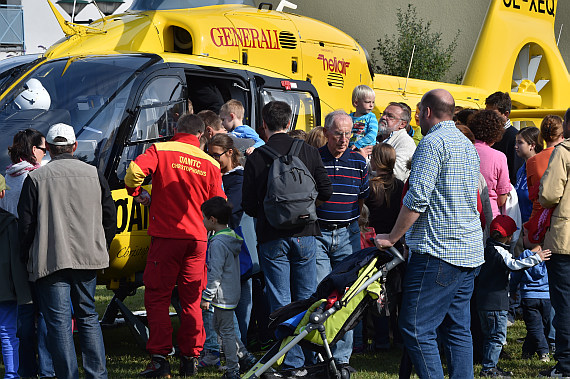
left=373, top=4, right=459, bottom=82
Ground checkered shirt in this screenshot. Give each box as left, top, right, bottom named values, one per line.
left=403, top=120, right=484, bottom=267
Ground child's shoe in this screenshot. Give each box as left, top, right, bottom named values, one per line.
left=239, top=353, right=257, bottom=373
left=198, top=350, right=220, bottom=367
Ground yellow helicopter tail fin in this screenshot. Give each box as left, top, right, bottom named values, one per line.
left=463, top=0, right=568, bottom=110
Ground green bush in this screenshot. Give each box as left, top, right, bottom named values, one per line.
left=373, top=4, right=460, bottom=82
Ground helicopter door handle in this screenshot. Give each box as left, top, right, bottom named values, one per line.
left=233, top=83, right=250, bottom=92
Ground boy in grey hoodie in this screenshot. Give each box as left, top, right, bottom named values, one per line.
left=200, top=197, right=256, bottom=379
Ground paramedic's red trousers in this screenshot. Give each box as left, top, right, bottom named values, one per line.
left=143, top=237, right=207, bottom=357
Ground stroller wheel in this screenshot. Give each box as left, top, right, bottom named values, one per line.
left=339, top=366, right=351, bottom=379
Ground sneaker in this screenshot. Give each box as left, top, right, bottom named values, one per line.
left=198, top=350, right=220, bottom=367
left=239, top=353, right=257, bottom=373
left=480, top=367, right=512, bottom=377
left=222, top=370, right=241, bottom=379
left=179, top=356, right=198, bottom=377
left=539, top=366, right=570, bottom=378
left=540, top=353, right=551, bottom=362
left=139, top=355, right=171, bottom=378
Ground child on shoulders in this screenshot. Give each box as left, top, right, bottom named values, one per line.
left=349, top=85, right=378, bottom=153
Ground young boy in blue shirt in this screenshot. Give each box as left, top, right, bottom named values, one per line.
left=510, top=246, right=551, bottom=362
left=220, top=99, right=264, bottom=155
left=349, top=85, right=378, bottom=153
left=477, top=215, right=551, bottom=377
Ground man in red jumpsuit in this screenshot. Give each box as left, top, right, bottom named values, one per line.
left=125, top=114, right=225, bottom=377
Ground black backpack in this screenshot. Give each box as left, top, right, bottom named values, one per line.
left=259, top=139, right=318, bottom=230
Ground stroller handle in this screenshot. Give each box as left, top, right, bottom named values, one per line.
left=385, top=246, right=405, bottom=270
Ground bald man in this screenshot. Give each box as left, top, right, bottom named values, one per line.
left=375, top=89, right=484, bottom=378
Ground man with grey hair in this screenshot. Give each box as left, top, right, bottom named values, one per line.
left=316, top=110, right=369, bottom=368
left=378, top=102, right=416, bottom=181
left=18, top=123, right=116, bottom=379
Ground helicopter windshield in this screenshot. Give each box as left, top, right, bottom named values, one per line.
left=129, top=0, right=254, bottom=11
left=0, top=55, right=156, bottom=172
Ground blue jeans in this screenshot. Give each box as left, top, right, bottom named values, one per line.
left=202, top=305, right=219, bottom=352
left=521, top=298, right=551, bottom=356
left=0, top=301, right=18, bottom=379
left=259, top=236, right=317, bottom=369
left=315, top=221, right=360, bottom=364
left=235, top=278, right=252, bottom=346
left=547, top=255, right=570, bottom=372
left=399, top=252, right=478, bottom=379
left=479, top=310, right=508, bottom=370
left=18, top=282, right=55, bottom=378
left=36, top=269, right=107, bottom=379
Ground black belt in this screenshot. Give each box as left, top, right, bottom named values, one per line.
left=320, top=222, right=351, bottom=230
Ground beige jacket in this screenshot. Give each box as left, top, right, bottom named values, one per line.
left=539, top=139, right=570, bottom=255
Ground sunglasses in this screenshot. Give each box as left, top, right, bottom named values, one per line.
left=35, top=146, right=47, bottom=153
left=208, top=150, right=228, bottom=159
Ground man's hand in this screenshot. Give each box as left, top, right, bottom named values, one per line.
left=245, top=146, right=255, bottom=155
left=200, top=299, right=210, bottom=310
left=374, top=233, right=394, bottom=250
left=358, top=145, right=373, bottom=158
left=134, top=189, right=151, bottom=206
left=538, top=249, right=552, bottom=261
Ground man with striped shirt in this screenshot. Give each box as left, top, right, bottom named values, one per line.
left=316, top=110, right=370, bottom=368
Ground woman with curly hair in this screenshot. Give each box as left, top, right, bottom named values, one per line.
left=525, top=115, right=565, bottom=245
left=468, top=109, right=511, bottom=218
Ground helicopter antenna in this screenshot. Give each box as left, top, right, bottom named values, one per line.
left=557, top=24, right=563, bottom=46
left=403, top=44, right=416, bottom=95
left=276, top=0, right=297, bottom=12
left=71, top=0, right=76, bottom=22
left=90, top=0, right=107, bottom=24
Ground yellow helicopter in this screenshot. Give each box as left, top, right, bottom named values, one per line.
left=0, top=0, right=566, bottom=342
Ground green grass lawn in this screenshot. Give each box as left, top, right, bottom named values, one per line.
left=2, top=286, right=556, bottom=378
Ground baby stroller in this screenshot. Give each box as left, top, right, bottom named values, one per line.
left=242, top=246, right=405, bottom=379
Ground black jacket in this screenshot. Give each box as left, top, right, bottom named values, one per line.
left=223, top=167, right=244, bottom=230
left=493, top=125, right=522, bottom=185
left=242, top=133, right=333, bottom=244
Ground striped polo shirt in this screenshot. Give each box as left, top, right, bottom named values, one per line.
left=317, top=146, right=369, bottom=224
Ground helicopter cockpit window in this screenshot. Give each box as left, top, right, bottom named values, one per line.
left=260, top=89, right=316, bottom=132
left=116, top=76, right=185, bottom=180
left=129, top=0, right=254, bottom=11
left=0, top=55, right=154, bottom=171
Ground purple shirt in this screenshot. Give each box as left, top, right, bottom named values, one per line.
left=475, top=140, right=511, bottom=218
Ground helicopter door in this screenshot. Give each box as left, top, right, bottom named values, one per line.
left=116, top=74, right=186, bottom=181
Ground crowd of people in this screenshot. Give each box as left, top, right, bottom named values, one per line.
left=1, top=85, right=570, bottom=379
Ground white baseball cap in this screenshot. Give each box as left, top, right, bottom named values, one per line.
left=46, top=123, right=76, bottom=146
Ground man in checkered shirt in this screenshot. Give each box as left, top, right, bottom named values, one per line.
left=375, top=89, right=484, bottom=379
